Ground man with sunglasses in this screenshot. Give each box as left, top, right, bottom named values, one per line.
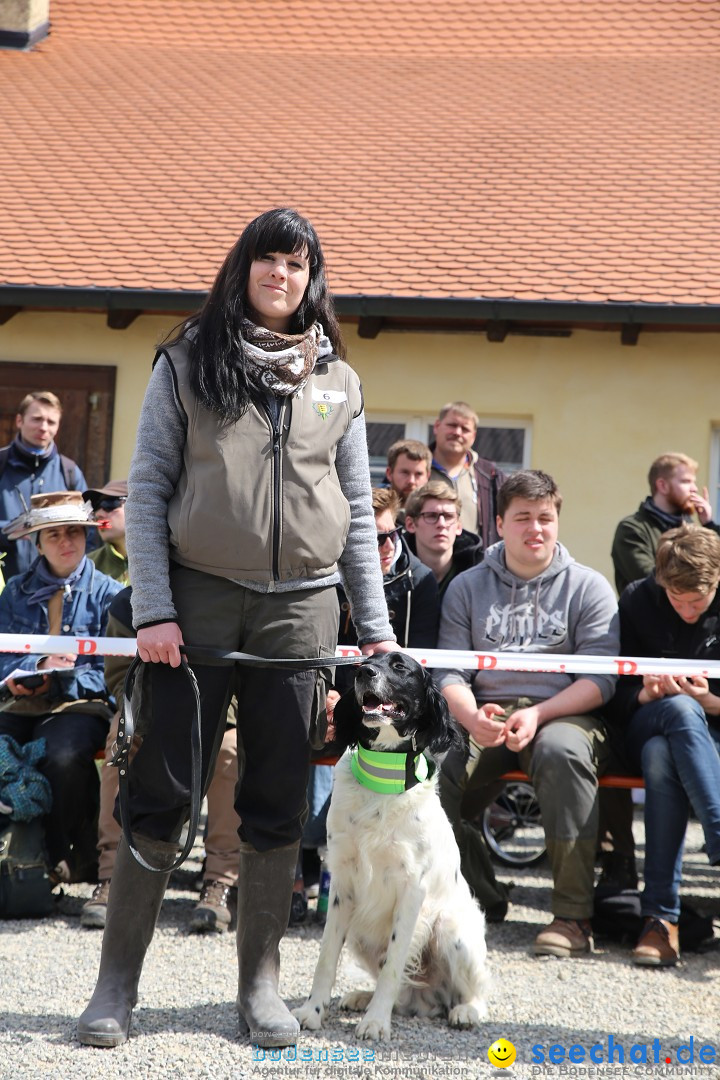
left=85, top=481, right=129, bottom=585
left=337, top=487, right=439, bottom=658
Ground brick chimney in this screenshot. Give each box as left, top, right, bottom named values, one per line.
left=0, top=0, right=50, bottom=49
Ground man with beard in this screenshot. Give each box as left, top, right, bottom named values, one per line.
left=611, top=453, right=720, bottom=596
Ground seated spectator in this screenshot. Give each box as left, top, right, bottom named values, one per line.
left=85, top=481, right=129, bottom=584
left=438, top=470, right=619, bottom=956
left=384, top=439, right=431, bottom=510
left=611, top=524, right=720, bottom=967
left=0, top=391, right=89, bottom=580
left=404, top=481, right=483, bottom=598
left=611, top=451, right=720, bottom=596
left=337, top=487, right=439, bottom=659
left=0, top=492, right=122, bottom=884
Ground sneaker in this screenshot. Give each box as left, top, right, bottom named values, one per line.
left=188, top=880, right=235, bottom=934
left=534, top=917, right=594, bottom=957
left=80, top=879, right=111, bottom=929
left=632, top=916, right=679, bottom=967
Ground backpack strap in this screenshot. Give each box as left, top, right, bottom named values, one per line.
left=59, top=454, right=78, bottom=489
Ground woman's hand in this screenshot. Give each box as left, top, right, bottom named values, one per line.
left=6, top=674, right=51, bottom=697
left=136, top=622, right=185, bottom=667
left=360, top=640, right=398, bottom=656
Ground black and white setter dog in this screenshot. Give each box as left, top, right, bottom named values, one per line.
left=294, top=652, right=490, bottom=1042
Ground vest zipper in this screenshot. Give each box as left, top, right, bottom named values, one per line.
left=263, top=399, right=287, bottom=583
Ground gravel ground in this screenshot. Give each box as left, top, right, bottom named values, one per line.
left=2, top=811, right=719, bottom=1080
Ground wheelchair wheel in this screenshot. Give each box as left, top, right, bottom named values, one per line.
left=481, top=781, right=547, bottom=867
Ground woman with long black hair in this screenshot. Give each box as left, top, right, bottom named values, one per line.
left=78, top=208, right=395, bottom=1049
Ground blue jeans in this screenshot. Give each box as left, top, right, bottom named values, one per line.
left=302, top=764, right=334, bottom=849
left=624, top=696, right=720, bottom=922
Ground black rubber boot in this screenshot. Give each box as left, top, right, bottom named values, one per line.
left=77, top=835, right=176, bottom=1047
left=236, top=840, right=301, bottom=1048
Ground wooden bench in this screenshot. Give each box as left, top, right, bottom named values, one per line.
left=499, top=769, right=645, bottom=789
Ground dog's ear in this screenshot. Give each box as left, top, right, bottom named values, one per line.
left=421, top=670, right=466, bottom=757
left=327, top=686, right=364, bottom=754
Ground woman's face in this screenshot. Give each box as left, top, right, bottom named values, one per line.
left=246, top=250, right=310, bottom=333
left=36, top=524, right=87, bottom=577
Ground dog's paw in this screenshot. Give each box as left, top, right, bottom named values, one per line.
left=292, top=1000, right=325, bottom=1030
left=340, top=990, right=373, bottom=1012
left=356, top=1013, right=391, bottom=1042
left=448, top=1001, right=484, bottom=1029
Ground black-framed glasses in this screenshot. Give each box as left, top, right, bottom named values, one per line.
left=416, top=510, right=458, bottom=524
left=94, top=497, right=126, bottom=513
left=377, top=528, right=401, bottom=546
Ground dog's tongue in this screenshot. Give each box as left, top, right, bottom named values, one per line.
left=362, top=693, right=400, bottom=721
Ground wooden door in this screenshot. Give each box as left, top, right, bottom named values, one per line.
left=0, top=363, right=116, bottom=488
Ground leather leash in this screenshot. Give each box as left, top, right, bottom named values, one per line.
left=112, top=649, right=366, bottom=872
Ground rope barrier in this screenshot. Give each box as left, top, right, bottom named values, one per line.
left=0, top=632, right=718, bottom=678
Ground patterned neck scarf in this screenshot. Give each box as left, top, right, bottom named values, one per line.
left=241, top=320, right=333, bottom=396
left=28, top=555, right=87, bottom=607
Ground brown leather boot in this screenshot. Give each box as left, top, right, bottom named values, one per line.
left=632, top=916, right=680, bottom=967
left=534, top=917, right=594, bottom=957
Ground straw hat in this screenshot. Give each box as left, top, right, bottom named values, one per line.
left=4, top=491, right=95, bottom=541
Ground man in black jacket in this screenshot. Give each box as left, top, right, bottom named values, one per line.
left=611, top=524, right=720, bottom=967
left=403, top=481, right=483, bottom=599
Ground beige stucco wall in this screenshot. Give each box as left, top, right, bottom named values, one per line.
left=1, top=310, right=717, bottom=589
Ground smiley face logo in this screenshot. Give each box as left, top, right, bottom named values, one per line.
left=488, top=1038, right=517, bottom=1068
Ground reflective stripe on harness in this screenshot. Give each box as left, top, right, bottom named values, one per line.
left=350, top=743, right=433, bottom=794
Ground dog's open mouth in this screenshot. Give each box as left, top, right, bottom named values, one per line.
left=361, top=692, right=406, bottom=724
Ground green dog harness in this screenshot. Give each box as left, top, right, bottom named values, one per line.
left=350, top=743, right=435, bottom=794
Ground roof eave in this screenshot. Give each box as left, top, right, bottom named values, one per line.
left=0, top=285, right=719, bottom=328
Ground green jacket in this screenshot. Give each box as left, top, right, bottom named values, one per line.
left=89, top=543, right=129, bottom=585
left=611, top=503, right=667, bottom=596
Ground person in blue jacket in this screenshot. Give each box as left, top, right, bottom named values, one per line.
left=0, top=490, right=121, bottom=883
left=0, top=391, right=88, bottom=580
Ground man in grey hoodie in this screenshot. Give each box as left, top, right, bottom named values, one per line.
left=438, top=470, right=619, bottom=957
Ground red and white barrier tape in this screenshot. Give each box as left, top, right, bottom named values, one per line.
left=0, top=633, right=718, bottom=678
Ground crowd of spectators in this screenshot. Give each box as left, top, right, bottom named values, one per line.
left=1, top=391, right=718, bottom=970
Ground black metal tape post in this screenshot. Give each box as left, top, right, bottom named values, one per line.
left=113, top=649, right=367, bottom=872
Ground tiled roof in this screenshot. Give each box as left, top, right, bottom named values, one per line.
left=1, top=0, right=719, bottom=305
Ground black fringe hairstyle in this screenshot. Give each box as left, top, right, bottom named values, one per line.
left=164, top=208, right=344, bottom=423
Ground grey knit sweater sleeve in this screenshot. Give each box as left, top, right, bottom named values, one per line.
left=126, top=356, right=186, bottom=628
left=336, top=411, right=395, bottom=646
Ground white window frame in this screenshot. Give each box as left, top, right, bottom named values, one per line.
left=709, top=427, right=720, bottom=521
left=365, top=412, right=533, bottom=471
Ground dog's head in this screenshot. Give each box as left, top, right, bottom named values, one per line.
left=331, top=652, right=464, bottom=758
